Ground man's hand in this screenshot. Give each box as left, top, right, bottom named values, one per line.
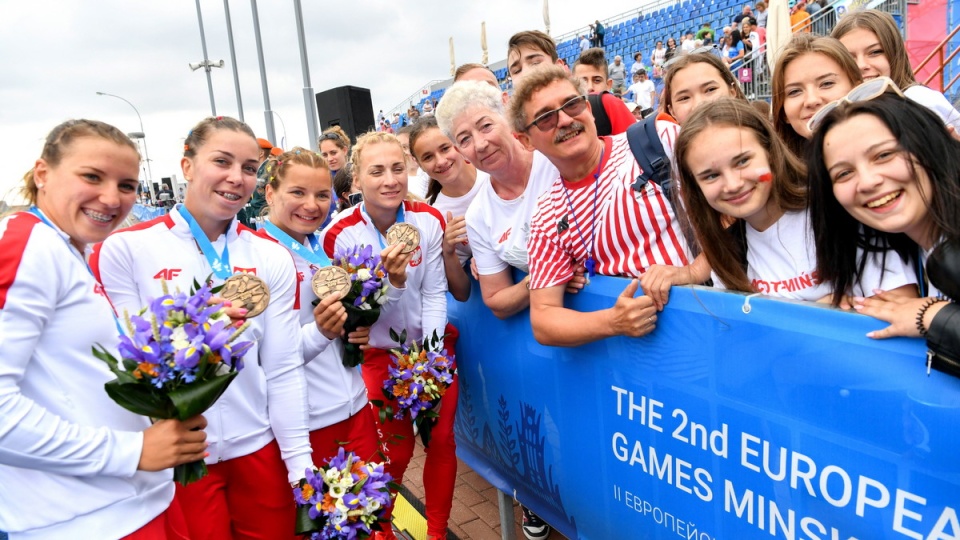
left=565, top=264, right=588, bottom=294
left=608, top=279, right=658, bottom=337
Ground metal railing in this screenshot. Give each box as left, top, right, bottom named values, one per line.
left=387, top=0, right=679, bottom=114
left=915, top=24, right=960, bottom=94
left=385, top=80, right=443, bottom=118
left=735, top=0, right=906, bottom=101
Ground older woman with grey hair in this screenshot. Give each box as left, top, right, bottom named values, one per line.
left=435, top=81, right=585, bottom=320
left=435, top=79, right=582, bottom=540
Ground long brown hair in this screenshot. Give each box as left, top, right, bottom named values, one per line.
left=660, top=52, right=746, bottom=118
left=675, top=98, right=807, bottom=292
left=407, top=116, right=446, bottom=204
left=22, top=119, right=138, bottom=204
left=771, top=34, right=862, bottom=157
left=831, top=10, right=916, bottom=90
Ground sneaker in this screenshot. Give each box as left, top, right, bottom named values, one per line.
left=521, top=506, right=551, bottom=540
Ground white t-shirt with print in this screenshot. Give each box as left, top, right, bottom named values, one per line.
left=431, top=171, right=489, bottom=265
left=465, top=152, right=558, bottom=274
left=714, top=210, right=916, bottom=301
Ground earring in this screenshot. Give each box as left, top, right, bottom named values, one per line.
left=36, top=183, right=44, bottom=189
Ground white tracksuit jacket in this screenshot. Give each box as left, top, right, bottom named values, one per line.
left=0, top=211, right=172, bottom=539
left=92, top=205, right=313, bottom=482
left=321, top=201, right=448, bottom=349
left=254, top=227, right=368, bottom=431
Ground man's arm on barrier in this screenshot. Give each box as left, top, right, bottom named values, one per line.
left=529, top=278, right=658, bottom=347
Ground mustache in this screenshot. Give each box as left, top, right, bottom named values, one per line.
left=553, top=122, right=586, bottom=144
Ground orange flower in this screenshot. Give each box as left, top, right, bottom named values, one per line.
left=135, top=362, right=158, bottom=378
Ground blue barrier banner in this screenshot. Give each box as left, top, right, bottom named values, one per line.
left=449, top=276, right=960, bottom=540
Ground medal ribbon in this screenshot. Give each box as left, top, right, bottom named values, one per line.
left=178, top=204, right=233, bottom=280
left=27, top=206, right=126, bottom=337
left=361, top=203, right=405, bottom=250
left=261, top=220, right=331, bottom=267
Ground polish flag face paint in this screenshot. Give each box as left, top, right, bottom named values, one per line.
left=756, top=168, right=773, bottom=183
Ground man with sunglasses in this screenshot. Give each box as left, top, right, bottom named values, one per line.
left=508, top=66, right=691, bottom=347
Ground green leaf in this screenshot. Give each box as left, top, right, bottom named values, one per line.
left=295, top=504, right=323, bottom=535
left=104, top=380, right=175, bottom=418
left=92, top=345, right=121, bottom=375
left=173, top=460, right=208, bottom=486
left=121, top=358, right=139, bottom=373
left=167, top=371, right=239, bottom=420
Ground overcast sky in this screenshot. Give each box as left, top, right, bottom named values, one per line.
left=0, top=0, right=648, bottom=202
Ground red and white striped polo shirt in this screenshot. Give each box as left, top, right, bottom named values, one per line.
left=527, top=133, right=691, bottom=289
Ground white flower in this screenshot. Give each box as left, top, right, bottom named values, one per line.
left=329, top=482, right=348, bottom=498
left=357, top=268, right=372, bottom=281
left=323, top=468, right=342, bottom=485
left=171, top=326, right=190, bottom=350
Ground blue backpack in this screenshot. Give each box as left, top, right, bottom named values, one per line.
left=625, top=114, right=671, bottom=200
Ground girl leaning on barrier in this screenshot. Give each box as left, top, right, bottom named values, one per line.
left=674, top=97, right=916, bottom=303
left=808, top=81, right=960, bottom=374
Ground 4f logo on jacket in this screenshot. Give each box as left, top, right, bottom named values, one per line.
left=153, top=268, right=182, bottom=280
left=557, top=215, right=570, bottom=235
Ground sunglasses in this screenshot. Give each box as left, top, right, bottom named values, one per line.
left=319, top=132, right=341, bottom=142
left=806, top=76, right=904, bottom=133
left=524, top=95, right=588, bottom=132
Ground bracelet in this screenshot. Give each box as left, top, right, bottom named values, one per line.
left=916, top=298, right=947, bottom=336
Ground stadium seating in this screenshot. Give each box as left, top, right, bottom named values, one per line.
left=400, top=0, right=905, bottom=113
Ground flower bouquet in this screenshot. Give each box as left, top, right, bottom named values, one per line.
left=331, top=244, right=389, bottom=368
left=379, top=329, right=456, bottom=448
left=293, top=447, right=395, bottom=539
left=92, top=280, right=254, bottom=485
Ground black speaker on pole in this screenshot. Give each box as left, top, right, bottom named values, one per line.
left=315, top=86, right=376, bottom=143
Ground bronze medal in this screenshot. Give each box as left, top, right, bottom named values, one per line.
left=311, top=266, right=351, bottom=300
left=386, top=223, right=420, bottom=254
left=220, top=273, right=271, bottom=318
